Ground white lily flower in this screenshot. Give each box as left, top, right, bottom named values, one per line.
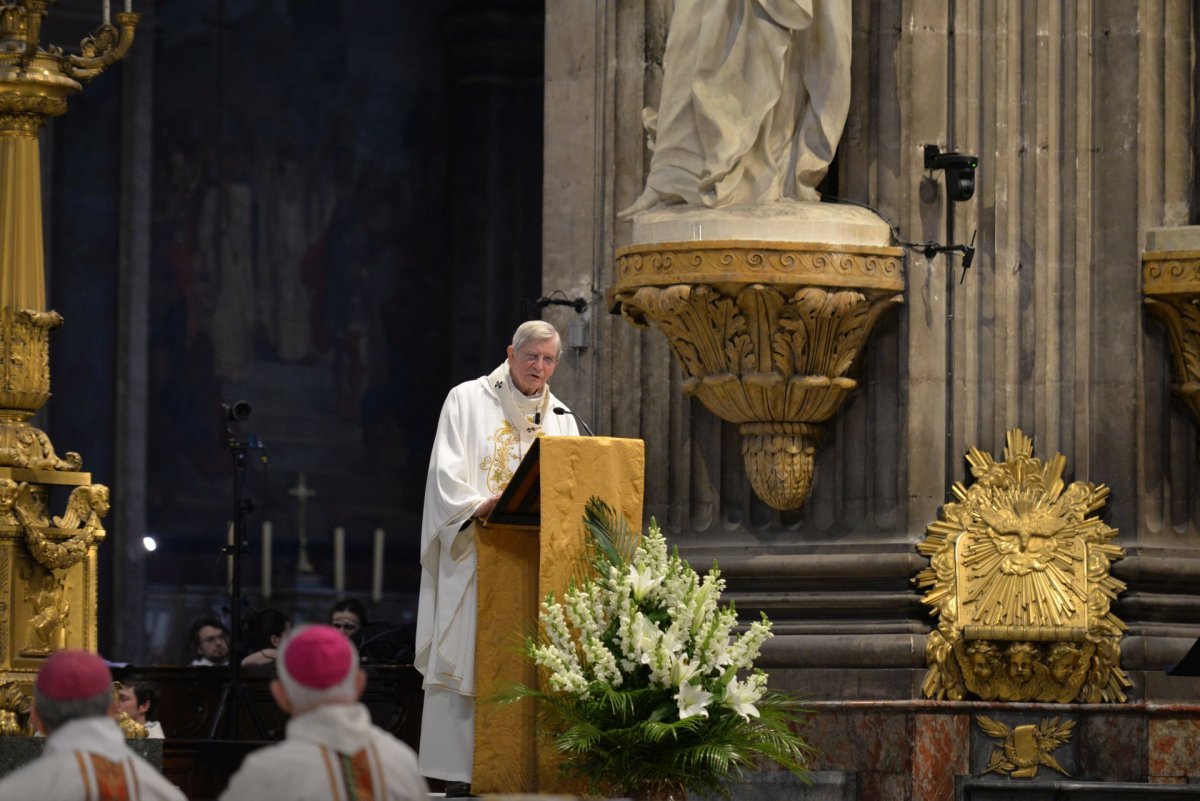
left=629, top=564, right=663, bottom=601
left=675, top=680, right=713, bottom=719
left=670, top=654, right=700, bottom=687
left=722, top=677, right=762, bottom=721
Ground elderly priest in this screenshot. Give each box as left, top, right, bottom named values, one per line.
left=415, top=320, right=580, bottom=795
left=0, top=649, right=186, bottom=801
left=219, top=624, right=427, bottom=801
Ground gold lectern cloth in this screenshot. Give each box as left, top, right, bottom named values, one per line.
left=473, top=436, right=645, bottom=795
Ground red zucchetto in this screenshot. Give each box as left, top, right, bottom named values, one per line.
left=281, top=624, right=353, bottom=690
left=36, top=650, right=112, bottom=701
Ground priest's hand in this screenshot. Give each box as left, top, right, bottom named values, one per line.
left=474, top=493, right=502, bottom=520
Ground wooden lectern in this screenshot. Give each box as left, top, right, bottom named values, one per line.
left=471, top=436, right=644, bottom=795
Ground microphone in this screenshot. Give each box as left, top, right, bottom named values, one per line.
left=553, top=406, right=595, bottom=436
left=534, top=412, right=541, bottom=425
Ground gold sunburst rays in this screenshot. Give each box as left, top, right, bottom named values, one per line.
left=917, top=429, right=1130, bottom=703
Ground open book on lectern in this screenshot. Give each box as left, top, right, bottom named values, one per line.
left=484, top=438, right=542, bottom=527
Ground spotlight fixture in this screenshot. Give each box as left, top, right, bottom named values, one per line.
left=924, top=144, right=978, bottom=202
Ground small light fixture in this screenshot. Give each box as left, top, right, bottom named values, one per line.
left=142, top=536, right=157, bottom=552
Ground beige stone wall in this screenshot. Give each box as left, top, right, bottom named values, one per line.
left=543, top=0, right=1200, bottom=699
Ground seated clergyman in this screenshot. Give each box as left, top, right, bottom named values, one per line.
left=0, top=649, right=186, bottom=800
left=218, top=624, right=429, bottom=801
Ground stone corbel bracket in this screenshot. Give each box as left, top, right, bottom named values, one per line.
left=611, top=239, right=904, bottom=510
left=1142, top=248, right=1200, bottom=429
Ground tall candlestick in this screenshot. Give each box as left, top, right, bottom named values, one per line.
left=371, top=528, right=385, bottom=603
left=333, top=526, right=345, bottom=594
left=103, top=0, right=111, bottom=24
left=262, top=521, right=272, bottom=600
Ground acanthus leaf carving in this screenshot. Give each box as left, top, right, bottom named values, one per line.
left=613, top=241, right=905, bottom=509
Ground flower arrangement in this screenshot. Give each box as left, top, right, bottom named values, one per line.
left=503, top=498, right=814, bottom=800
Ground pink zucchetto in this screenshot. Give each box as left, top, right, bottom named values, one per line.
left=36, top=650, right=112, bottom=701
left=281, top=624, right=354, bottom=690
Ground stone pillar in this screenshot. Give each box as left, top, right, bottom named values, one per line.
left=543, top=0, right=1200, bottom=703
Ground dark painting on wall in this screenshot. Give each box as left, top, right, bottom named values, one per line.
left=144, top=0, right=456, bottom=657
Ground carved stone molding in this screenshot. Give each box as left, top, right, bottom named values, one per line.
left=916, top=429, right=1129, bottom=703
left=1142, top=249, right=1200, bottom=428
left=612, top=240, right=903, bottom=510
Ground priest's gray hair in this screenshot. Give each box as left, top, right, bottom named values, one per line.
left=34, top=687, right=112, bottom=734
left=276, top=624, right=360, bottom=714
left=511, top=320, right=562, bottom=356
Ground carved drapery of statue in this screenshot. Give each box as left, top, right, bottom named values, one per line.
left=619, top=0, right=852, bottom=217
left=915, top=429, right=1130, bottom=703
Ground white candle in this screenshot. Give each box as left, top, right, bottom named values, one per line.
left=333, top=526, right=345, bottom=594
left=371, top=528, right=385, bottom=603
left=124, top=0, right=131, bottom=13
left=262, top=521, right=272, bottom=600
left=103, top=0, right=110, bottom=24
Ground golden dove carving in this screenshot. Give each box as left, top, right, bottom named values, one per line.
left=916, top=429, right=1130, bottom=703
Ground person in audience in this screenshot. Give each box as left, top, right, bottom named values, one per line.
left=189, top=617, right=231, bottom=666
left=241, top=607, right=291, bottom=666
left=116, top=681, right=165, bottom=739
left=0, top=650, right=186, bottom=800
left=330, top=598, right=368, bottom=638
left=219, top=624, right=428, bottom=801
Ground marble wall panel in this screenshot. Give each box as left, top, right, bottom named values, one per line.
left=801, top=710, right=909, bottom=774
left=1148, top=718, right=1200, bottom=783
left=913, top=713, right=970, bottom=801
left=1079, top=713, right=1146, bottom=782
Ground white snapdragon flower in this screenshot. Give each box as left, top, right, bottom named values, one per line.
left=695, top=606, right=738, bottom=673
left=726, top=617, right=773, bottom=671
left=583, top=635, right=622, bottom=687
left=542, top=598, right=575, bottom=655
left=530, top=642, right=587, bottom=696
left=675, top=680, right=713, bottom=719
left=630, top=612, right=660, bottom=664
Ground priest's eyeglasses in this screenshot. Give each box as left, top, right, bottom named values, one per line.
left=517, top=351, right=557, bottom=367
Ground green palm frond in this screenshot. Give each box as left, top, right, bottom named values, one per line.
left=583, top=496, right=639, bottom=569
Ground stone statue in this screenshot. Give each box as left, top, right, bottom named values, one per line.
left=621, top=0, right=852, bottom=217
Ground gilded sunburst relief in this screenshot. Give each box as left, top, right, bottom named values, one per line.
left=916, top=429, right=1130, bottom=703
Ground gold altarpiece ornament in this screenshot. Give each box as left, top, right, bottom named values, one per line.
left=916, top=429, right=1130, bottom=704
left=0, top=1, right=140, bottom=732
left=611, top=240, right=904, bottom=510
left=1142, top=248, right=1200, bottom=432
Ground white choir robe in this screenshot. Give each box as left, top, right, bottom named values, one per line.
left=0, top=716, right=186, bottom=801
left=415, top=367, right=578, bottom=782
left=219, top=703, right=428, bottom=801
